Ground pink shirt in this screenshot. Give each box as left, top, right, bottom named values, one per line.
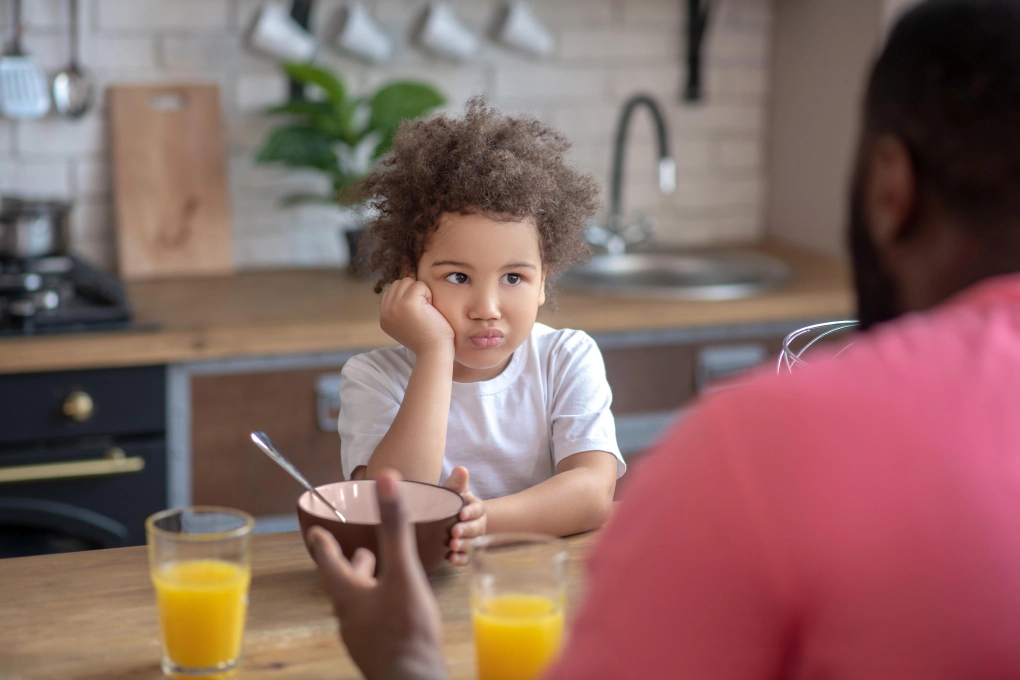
left=551, top=275, right=1020, bottom=679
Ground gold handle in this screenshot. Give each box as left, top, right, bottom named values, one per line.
left=0, top=449, right=144, bottom=484
left=63, top=391, right=94, bottom=422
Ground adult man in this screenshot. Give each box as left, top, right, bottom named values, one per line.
left=308, top=1, right=1020, bottom=677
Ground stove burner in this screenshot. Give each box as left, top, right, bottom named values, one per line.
left=0, top=256, right=135, bottom=336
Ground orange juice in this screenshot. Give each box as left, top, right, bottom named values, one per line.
left=152, top=559, right=250, bottom=676
left=473, top=594, right=564, bottom=680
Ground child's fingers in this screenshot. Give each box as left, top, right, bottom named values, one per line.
left=453, top=517, right=486, bottom=539
left=408, top=280, right=433, bottom=303
left=392, top=277, right=416, bottom=299
left=448, top=552, right=469, bottom=567
left=459, top=499, right=484, bottom=522
left=381, top=278, right=411, bottom=309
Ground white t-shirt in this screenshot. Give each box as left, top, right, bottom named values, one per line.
left=337, top=323, right=625, bottom=500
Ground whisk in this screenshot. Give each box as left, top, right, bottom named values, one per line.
left=777, top=320, right=859, bottom=374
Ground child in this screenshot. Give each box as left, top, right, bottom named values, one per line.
left=338, top=98, right=624, bottom=563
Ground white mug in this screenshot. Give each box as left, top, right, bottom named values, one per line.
left=333, top=2, right=393, bottom=64
left=416, top=1, right=480, bottom=62
left=246, top=2, right=317, bottom=62
left=494, top=1, right=555, bottom=57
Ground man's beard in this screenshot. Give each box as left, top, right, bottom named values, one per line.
left=849, top=172, right=902, bottom=331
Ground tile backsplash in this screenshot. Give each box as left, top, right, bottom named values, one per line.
left=0, top=0, right=772, bottom=271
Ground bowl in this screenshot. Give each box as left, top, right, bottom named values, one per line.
left=296, top=480, right=464, bottom=573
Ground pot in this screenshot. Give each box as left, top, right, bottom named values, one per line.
left=0, top=198, right=72, bottom=259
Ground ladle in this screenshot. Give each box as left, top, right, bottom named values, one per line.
left=52, top=0, right=94, bottom=118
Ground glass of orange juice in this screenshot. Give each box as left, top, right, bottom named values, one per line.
left=146, top=507, right=254, bottom=679
left=470, top=534, right=568, bottom=680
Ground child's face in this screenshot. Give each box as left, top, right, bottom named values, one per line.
left=417, top=212, right=546, bottom=382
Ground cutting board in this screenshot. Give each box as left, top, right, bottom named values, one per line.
left=109, top=84, right=234, bottom=280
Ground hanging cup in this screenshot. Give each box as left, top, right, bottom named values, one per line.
left=333, top=2, right=393, bottom=63
left=416, top=1, right=480, bottom=62
left=246, top=2, right=317, bottom=62
left=493, top=1, right=555, bottom=57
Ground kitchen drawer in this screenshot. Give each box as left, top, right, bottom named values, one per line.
left=602, top=336, right=785, bottom=415
left=603, top=344, right=698, bottom=414
left=191, top=366, right=347, bottom=517
left=0, top=366, right=165, bottom=447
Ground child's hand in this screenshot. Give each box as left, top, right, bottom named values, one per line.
left=444, top=466, right=486, bottom=566
left=380, top=277, right=455, bottom=356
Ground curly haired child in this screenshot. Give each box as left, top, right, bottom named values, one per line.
left=337, top=97, right=624, bottom=564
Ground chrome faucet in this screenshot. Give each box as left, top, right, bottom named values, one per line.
left=589, top=94, right=677, bottom=254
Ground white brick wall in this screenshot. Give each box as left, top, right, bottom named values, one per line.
left=1, top=0, right=773, bottom=271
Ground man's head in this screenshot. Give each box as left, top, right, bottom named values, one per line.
left=852, top=0, right=1020, bottom=329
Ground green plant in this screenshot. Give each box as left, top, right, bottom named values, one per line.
left=255, top=62, right=445, bottom=206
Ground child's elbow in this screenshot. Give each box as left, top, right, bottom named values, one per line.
left=585, top=481, right=616, bottom=531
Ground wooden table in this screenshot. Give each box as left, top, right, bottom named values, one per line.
left=0, top=532, right=597, bottom=680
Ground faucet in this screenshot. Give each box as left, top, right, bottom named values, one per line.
left=589, top=94, right=677, bottom=254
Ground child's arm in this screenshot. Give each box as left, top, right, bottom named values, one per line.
left=484, top=451, right=618, bottom=536
left=365, top=278, right=455, bottom=483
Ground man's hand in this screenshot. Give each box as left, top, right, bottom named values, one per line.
left=380, top=278, right=455, bottom=356
left=307, top=471, right=449, bottom=680
left=443, top=466, right=487, bottom=566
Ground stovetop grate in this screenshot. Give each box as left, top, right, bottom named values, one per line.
left=0, top=256, right=137, bottom=336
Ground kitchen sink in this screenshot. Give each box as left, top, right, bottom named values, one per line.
left=558, top=248, right=793, bottom=301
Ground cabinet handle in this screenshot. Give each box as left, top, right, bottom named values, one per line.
left=0, top=449, right=145, bottom=484
left=63, top=391, right=95, bottom=422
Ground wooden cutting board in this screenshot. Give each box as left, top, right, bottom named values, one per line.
left=109, top=84, right=234, bottom=280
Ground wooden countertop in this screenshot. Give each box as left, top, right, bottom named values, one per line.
left=0, top=530, right=596, bottom=680
left=0, top=242, right=852, bottom=375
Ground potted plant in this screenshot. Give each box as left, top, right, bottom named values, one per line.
left=255, top=62, right=445, bottom=271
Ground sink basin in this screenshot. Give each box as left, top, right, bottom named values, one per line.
left=558, top=248, right=793, bottom=300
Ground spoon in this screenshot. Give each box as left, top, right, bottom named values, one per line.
left=52, top=0, right=94, bottom=118
left=250, top=430, right=347, bottom=522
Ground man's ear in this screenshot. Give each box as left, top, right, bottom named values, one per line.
left=866, top=135, right=916, bottom=247
left=538, top=266, right=548, bottom=306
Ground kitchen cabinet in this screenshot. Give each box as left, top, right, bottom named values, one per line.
left=190, top=366, right=346, bottom=517
left=602, top=337, right=783, bottom=414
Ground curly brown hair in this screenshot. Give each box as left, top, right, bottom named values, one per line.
left=352, top=96, right=601, bottom=294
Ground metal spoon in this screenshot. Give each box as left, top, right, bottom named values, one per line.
left=250, top=430, right=347, bottom=522
left=52, top=0, right=94, bottom=118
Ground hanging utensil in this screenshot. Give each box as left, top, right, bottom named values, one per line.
left=52, top=0, right=93, bottom=118
left=249, top=431, right=347, bottom=522
left=0, top=0, right=51, bottom=120
left=684, top=0, right=714, bottom=102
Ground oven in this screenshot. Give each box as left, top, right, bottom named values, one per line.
left=0, top=366, right=167, bottom=558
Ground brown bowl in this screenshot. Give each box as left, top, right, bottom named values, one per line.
left=296, top=480, right=464, bottom=573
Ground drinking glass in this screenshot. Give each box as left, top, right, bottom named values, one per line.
left=470, top=533, right=568, bottom=680
left=146, top=507, right=254, bottom=679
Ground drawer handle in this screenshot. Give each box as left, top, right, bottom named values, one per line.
left=63, top=390, right=95, bottom=422
left=0, top=448, right=145, bottom=484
